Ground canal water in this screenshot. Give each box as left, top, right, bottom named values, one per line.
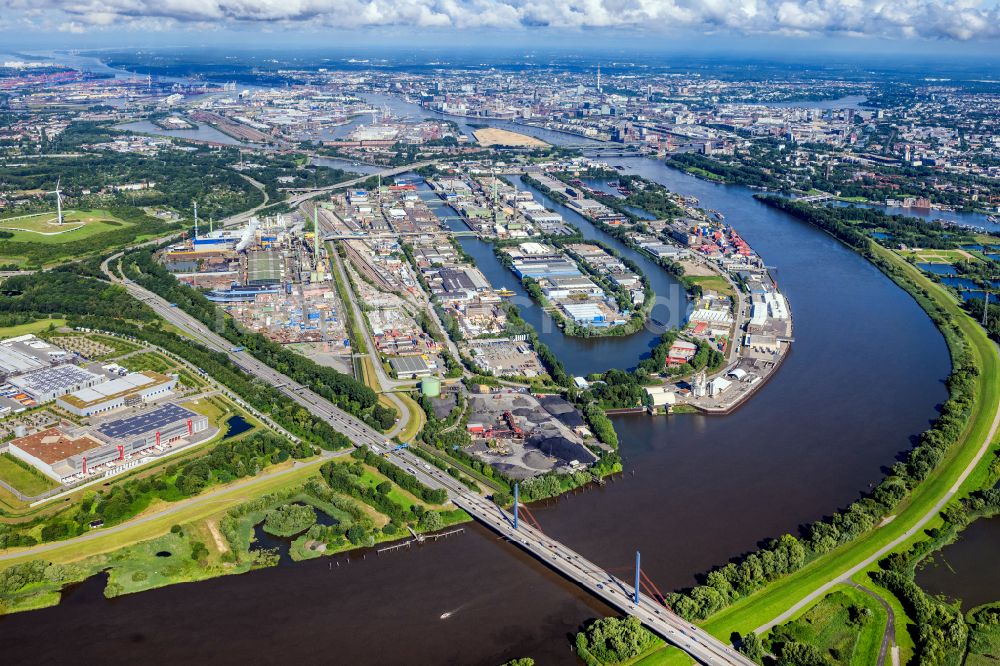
left=116, top=119, right=254, bottom=147
left=0, top=90, right=955, bottom=665
left=419, top=174, right=689, bottom=376
left=916, top=514, right=1000, bottom=610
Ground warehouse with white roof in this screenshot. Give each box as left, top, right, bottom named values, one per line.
left=57, top=370, right=177, bottom=417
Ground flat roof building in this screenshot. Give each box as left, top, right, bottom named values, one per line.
left=8, top=404, right=210, bottom=483
left=389, top=355, right=433, bottom=378
left=248, top=250, right=283, bottom=286
left=9, top=364, right=106, bottom=403
left=57, top=371, right=176, bottom=417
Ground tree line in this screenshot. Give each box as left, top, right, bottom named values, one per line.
left=120, top=248, right=396, bottom=431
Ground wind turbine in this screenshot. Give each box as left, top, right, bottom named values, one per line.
left=48, top=178, right=64, bottom=225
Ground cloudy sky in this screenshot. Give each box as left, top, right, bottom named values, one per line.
left=1, top=0, right=999, bottom=51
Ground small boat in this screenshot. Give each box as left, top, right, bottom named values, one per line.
left=497, top=288, right=515, bottom=297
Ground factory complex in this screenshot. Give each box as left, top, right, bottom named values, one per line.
left=162, top=212, right=350, bottom=354
left=0, top=334, right=217, bottom=487
left=7, top=404, right=210, bottom=483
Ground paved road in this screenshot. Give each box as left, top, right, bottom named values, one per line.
left=0, top=452, right=351, bottom=563
left=223, top=160, right=439, bottom=229
left=96, top=255, right=750, bottom=664
left=756, top=343, right=1000, bottom=634
left=453, top=488, right=755, bottom=665
left=325, top=233, right=411, bottom=437
left=849, top=582, right=895, bottom=666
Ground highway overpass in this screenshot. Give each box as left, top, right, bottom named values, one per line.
left=101, top=253, right=753, bottom=666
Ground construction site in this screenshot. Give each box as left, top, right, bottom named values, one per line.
left=465, top=389, right=597, bottom=480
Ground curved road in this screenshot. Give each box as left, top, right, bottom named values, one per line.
left=95, top=250, right=749, bottom=664
left=849, top=582, right=895, bottom=666
left=756, top=342, right=1000, bottom=636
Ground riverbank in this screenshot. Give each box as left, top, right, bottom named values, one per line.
left=520, top=169, right=793, bottom=415
left=635, top=207, right=1000, bottom=665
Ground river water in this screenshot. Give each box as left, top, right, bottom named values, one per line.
left=0, top=86, right=955, bottom=665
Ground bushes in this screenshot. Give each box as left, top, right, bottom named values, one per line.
left=262, top=504, right=317, bottom=537
left=667, top=534, right=805, bottom=620
left=868, top=486, right=1000, bottom=664
left=349, top=448, right=448, bottom=505
left=575, top=616, right=658, bottom=666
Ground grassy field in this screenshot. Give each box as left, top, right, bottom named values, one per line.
left=0, top=319, right=66, bottom=338
left=901, top=248, right=979, bottom=264
left=0, top=458, right=329, bottom=570
left=0, top=209, right=132, bottom=244
left=766, top=586, right=887, bottom=665
left=852, top=571, right=916, bottom=663
left=683, top=274, right=735, bottom=297
left=354, top=462, right=441, bottom=510
left=637, top=242, right=1000, bottom=665
left=394, top=391, right=426, bottom=442
left=0, top=453, right=58, bottom=496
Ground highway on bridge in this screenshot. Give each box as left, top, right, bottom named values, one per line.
left=99, top=209, right=751, bottom=666
left=222, top=160, right=441, bottom=228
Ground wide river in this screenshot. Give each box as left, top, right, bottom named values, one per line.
left=0, top=93, right=953, bottom=665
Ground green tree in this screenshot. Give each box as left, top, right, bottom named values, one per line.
left=418, top=511, right=444, bottom=532
left=737, top=631, right=765, bottom=663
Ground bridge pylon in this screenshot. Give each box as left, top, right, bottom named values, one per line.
left=513, top=483, right=519, bottom=530
left=634, top=551, right=641, bottom=605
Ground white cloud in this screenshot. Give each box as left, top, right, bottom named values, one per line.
left=5, top=0, right=1000, bottom=40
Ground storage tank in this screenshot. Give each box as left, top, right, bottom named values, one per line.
left=420, top=376, right=441, bottom=398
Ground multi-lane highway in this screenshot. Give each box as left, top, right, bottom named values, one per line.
left=222, top=160, right=440, bottom=229
left=99, top=251, right=752, bottom=665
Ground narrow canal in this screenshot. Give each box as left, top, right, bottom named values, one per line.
left=0, top=93, right=956, bottom=666
left=418, top=176, right=689, bottom=376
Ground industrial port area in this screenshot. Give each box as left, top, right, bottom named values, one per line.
left=14, top=39, right=1000, bottom=666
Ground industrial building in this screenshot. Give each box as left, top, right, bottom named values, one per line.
left=56, top=371, right=177, bottom=417
left=205, top=283, right=282, bottom=303
left=7, top=403, right=209, bottom=483
left=9, top=364, right=106, bottom=403
left=247, top=250, right=284, bottom=286
left=389, top=355, right=434, bottom=378
left=0, top=335, right=71, bottom=378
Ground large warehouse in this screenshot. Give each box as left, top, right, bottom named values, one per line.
left=57, top=370, right=177, bottom=417
left=9, top=363, right=106, bottom=403
left=0, top=335, right=69, bottom=378
left=8, top=403, right=210, bottom=483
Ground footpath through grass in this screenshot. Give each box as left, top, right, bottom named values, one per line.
left=638, top=244, right=1000, bottom=665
